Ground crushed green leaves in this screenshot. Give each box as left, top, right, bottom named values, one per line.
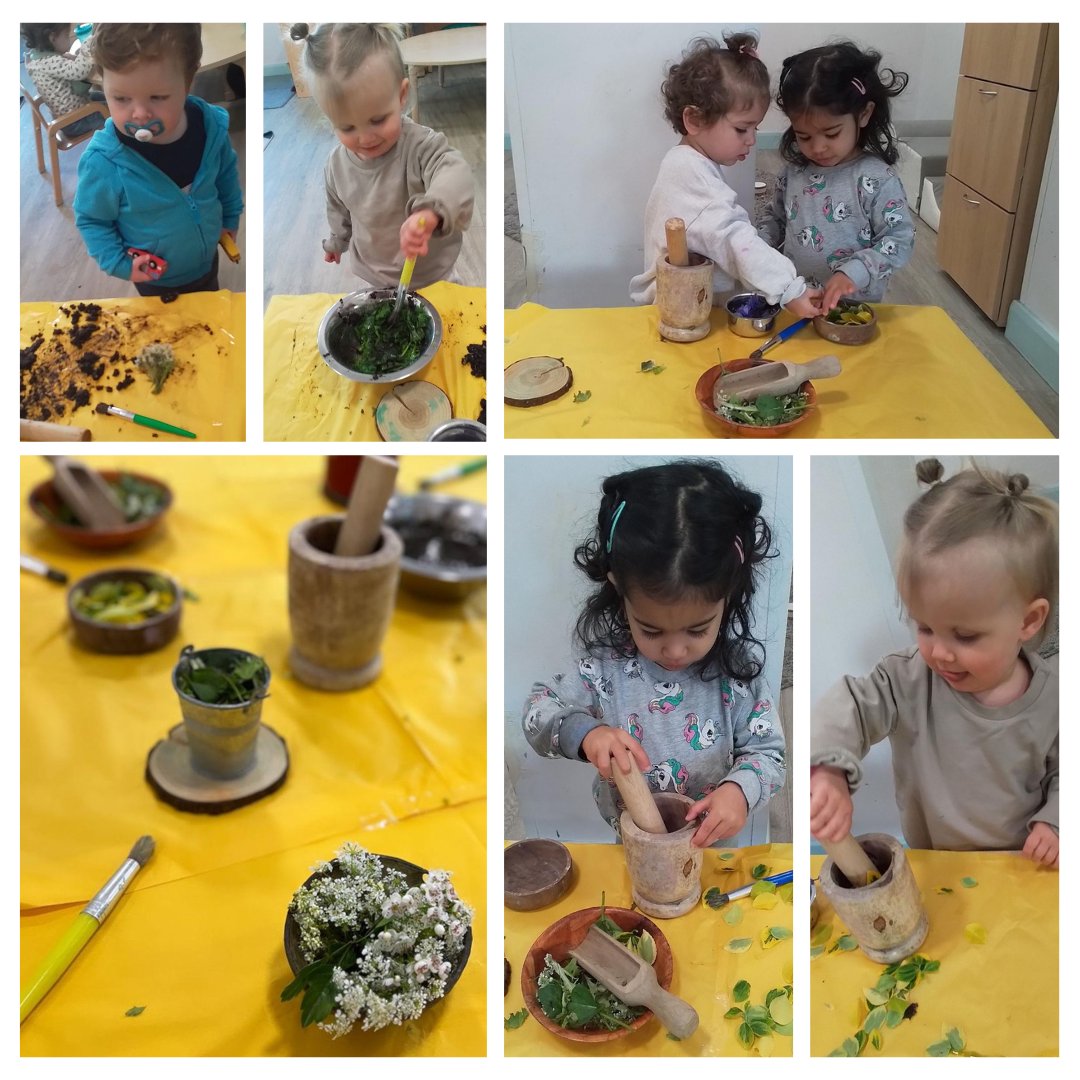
left=717, top=392, right=809, bottom=427
left=337, top=298, right=429, bottom=377
left=505, top=1008, right=528, bottom=1030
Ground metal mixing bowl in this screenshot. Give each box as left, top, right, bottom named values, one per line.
left=726, top=292, right=780, bottom=337
left=316, top=288, right=442, bottom=383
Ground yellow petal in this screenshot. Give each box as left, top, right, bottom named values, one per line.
left=752, top=892, right=781, bottom=911
left=964, top=922, right=987, bottom=945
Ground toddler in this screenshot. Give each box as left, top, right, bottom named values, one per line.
left=291, top=23, right=474, bottom=289
left=74, top=23, right=243, bottom=296
left=630, top=34, right=821, bottom=319
left=758, top=41, right=914, bottom=312
left=21, top=23, right=105, bottom=138
left=811, top=459, right=1058, bottom=867
left=523, top=461, right=786, bottom=848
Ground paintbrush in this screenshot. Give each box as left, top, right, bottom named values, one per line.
left=389, top=215, right=426, bottom=324
left=20, top=553, right=68, bottom=584
left=20, top=836, right=155, bottom=1023
left=419, top=458, right=487, bottom=490
left=708, top=868, right=793, bottom=905
left=95, top=403, right=196, bottom=440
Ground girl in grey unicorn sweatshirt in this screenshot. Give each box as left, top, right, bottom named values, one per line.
left=522, top=461, right=786, bottom=847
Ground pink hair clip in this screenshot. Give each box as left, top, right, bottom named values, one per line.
left=739, top=43, right=759, bottom=59
left=851, top=77, right=866, bottom=95
left=733, top=535, right=745, bottom=564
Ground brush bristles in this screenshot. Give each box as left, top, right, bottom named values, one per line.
left=128, top=835, right=155, bottom=866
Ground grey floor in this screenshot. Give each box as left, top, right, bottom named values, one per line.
left=504, top=147, right=1058, bottom=434
left=264, top=63, right=485, bottom=306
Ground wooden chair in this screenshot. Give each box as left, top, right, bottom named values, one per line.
left=21, top=75, right=109, bottom=206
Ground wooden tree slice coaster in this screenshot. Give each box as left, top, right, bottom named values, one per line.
left=504, top=838, right=574, bottom=910
left=504, top=356, right=574, bottom=407
left=375, top=381, right=452, bottom=441
left=145, top=723, right=289, bottom=814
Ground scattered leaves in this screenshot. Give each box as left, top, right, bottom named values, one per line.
left=751, top=864, right=769, bottom=879
left=733, top=980, right=751, bottom=1003
left=504, top=1008, right=528, bottom=1030
left=125, top=1005, right=146, bottom=1017
left=961, top=877, right=978, bottom=889
left=829, top=934, right=858, bottom=953
left=752, top=892, right=780, bottom=911
left=725, top=983, right=793, bottom=1052
left=639, top=360, right=666, bottom=374
left=572, top=390, right=592, bottom=403
left=927, top=1028, right=966, bottom=1056
left=723, top=904, right=744, bottom=927
left=726, top=938, right=753, bottom=954
left=759, top=926, right=791, bottom=950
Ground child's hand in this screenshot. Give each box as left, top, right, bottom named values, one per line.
left=400, top=211, right=439, bottom=259
left=1022, top=822, right=1059, bottom=868
left=822, top=272, right=858, bottom=312
left=685, top=782, right=748, bottom=848
left=324, top=250, right=341, bottom=264
left=785, top=288, right=824, bottom=319
left=581, top=725, right=650, bottom=780
left=809, top=765, right=853, bottom=842
left=129, top=254, right=156, bottom=283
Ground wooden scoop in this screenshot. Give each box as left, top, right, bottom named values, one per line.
left=612, top=764, right=666, bottom=834
left=716, top=355, right=841, bottom=402
left=570, top=925, right=699, bottom=1039
left=334, top=455, right=399, bottom=557
left=821, top=833, right=879, bottom=888
left=664, top=218, right=689, bottom=267
left=21, top=420, right=91, bottom=442
left=49, top=456, right=125, bottom=529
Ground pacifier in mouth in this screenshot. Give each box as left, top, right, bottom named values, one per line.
left=124, top=119, right=166, bottom=141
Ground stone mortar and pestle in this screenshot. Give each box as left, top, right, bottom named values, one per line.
left=817, top=831, right=929, bottom=963
left=655, top=218, right=714, bottom=343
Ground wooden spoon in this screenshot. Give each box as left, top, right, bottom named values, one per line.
left=821, top=833, right=879, bottom=888
left=49, top=457, right=125, bottom=529
left=612, top=764, right=666, bottom=834
left=715, top=355, right=841, bottom=402
left=334, top=456, right=399, bottom=557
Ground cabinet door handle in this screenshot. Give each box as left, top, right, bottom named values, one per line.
left=962, top=194, right=982, bottom=206
left=977, top=89, right=999, bottom=96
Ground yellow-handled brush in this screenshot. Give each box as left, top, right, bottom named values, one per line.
left=20, top=836, right=155, bottom=1023
left=389, top=215, right=426, bottom=324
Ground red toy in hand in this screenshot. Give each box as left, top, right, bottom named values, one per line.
left=127, top=247, right=168, bottom=280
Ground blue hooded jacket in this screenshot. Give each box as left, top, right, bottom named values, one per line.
left=74, top=96, right=243, bottom=287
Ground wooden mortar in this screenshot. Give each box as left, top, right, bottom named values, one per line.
left=287, top=515, right=402, bottom=691
left=655, top=218, right=713, bottom=343
left=620, top=792, right=703, bottom=919
left=817, top=832, right=929, bottom=963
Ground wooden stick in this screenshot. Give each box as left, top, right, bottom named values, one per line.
left=334, top=456, right=399, bottom=557
left=612, top=764, right=667, bottom=834
left=821, top=834, right=879, bottom=887
left=664, top=218, right=689, bottom=267
left=21, top=420, right=91, bottom=442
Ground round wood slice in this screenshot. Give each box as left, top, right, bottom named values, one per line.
left=145, top=723, right=289, bottom=814
left=375, top=381, right=452, bottom=441
left=505, top=839, right=574, bottom=910
left=504, top=356, right=574, bottom=407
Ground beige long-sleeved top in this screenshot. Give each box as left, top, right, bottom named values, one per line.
left=811, top=647, right=1058, bottom=851
left=322, top=117, right=474, bottom=288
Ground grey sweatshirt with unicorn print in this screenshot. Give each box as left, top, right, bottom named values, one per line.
left=757, top=154, right=914, bottom=301
left=523, top=648, right=786, bottom=833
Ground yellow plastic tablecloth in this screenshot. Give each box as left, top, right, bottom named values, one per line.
left=504, top=843, right=793, bottom=1057
left=810, top=849, right=1058, bottom=1057
left=21, top=455, right=486, bottom=1056
left=504, top=303, right=1051, bottom=439
left=20, top=292, right=246, bottom=441
left=264, top=284, right=487, bottom=441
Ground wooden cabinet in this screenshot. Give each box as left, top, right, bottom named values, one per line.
left=938, top=24, right=1057, bottom=325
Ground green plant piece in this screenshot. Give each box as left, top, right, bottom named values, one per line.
left=639, top=360, right=665, bottom=374
left=719, top=851, right=734, bottom=860
left=733, top=980, right=751, bottom=1002
left=937, top=886, right=953, bottom=894
left=726, top=938, right=752, bottom=954
left=749, top=880, right=777, bottom=898
left=751, top=864, right=768, bottom=879
left=505, top=1008, right=528, bottom=1030
left=778, top=882, right=794, bottom=903
left=961, top=877, right=978, bottom=888
left=573, top=390, right=592, bottom=403
left=136, top=343, right=176, bottom=393
left=340, top=299, right=429, bottom=376
left=724, top=1006, right=743, bottom=1019
left=72, top=576, right=175, bottom=624
left=717, top=392, right=809, bottom=427
left=811, top=923, right=833, bottom=947
left=176, top=646, right=269, bottom=706
left=829, top=934, right=858, bottom=953
left=722, top=904, right=744, bottom=926
left=870, top=1029, right=883, bottom=1050
left=125, top=1005, right=146, bottom=1017
left=810, top=945, right=825, bottom=958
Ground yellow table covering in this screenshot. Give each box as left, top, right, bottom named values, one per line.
left=504, top=303, right=1051, bottom=438
left=21, top=455, right=486, bottom=1055
left=811, top=849, right=1058, bottom=1057
left=20, top=292, right=246, bottom=441
left=264, top=284, right=487, bottom=441
left=504, top=843, right=793, bottom=1057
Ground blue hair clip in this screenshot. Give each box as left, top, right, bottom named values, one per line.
left=606, top=501, right=627, bottom=554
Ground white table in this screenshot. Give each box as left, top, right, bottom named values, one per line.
left=401, top=26, right=485, bottom=121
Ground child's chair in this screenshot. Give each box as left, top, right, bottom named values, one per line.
left=20, top=74, right=109, bottom=206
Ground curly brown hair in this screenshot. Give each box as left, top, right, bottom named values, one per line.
left=21, top=24, right=71, bottom=53
left=90, top=24, right=202, bottom=85
left=661, top=33, right=770, bottom=135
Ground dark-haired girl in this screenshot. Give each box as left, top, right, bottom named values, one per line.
left=521, top=461, right=786, bottom=849
left=758, top=41, right=914, bottom=312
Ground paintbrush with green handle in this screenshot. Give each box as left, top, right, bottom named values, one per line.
left=21, top=836, right=155, bottom=1023
left=95, top=403, right=196, bottom=439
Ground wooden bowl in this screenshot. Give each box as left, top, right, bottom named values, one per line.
left=29, top=469, right=172, bottom=549
left=504, top=839, right=573, bottom=911
left=695, top=360, right=816, bottom=438
left=68, top=567, right=182, bottom=655
left=521, top=906, right=672, bottom=1042
left=813, top=301, right=877, bottom=345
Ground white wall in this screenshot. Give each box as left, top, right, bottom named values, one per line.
left=506, top=23, right=963, bottom=308
left=264, top=23, right=286, bottom=69
left=505, top=456, right=793, bottom=846
left=811, top=455, right=1060, bottom=842
left=1020, top=107, right=1059, bottom=334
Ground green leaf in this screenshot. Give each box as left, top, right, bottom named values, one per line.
left=927, top=1039, right=952, bottom=1056
left=125, top=1005, right=145, bottom=1017
left=765, top=988, right=784, bottom=1007
left=738, top=1021, right=755, bottom=1049
left=726, top=938, right=753, bottom=954
left=566, top=982, right=599, bottom=1027
left=719, top=851, right=735, bottom=860
left=778, top=882, right=794, bottom=903
left=733, top=979, right=751, bottom=1002
left=863, top=1006, right=887, bottom=1032
left=923, top=959, right=941, bottom=973
left=751, top=864, right=769, bottom=879
left=723, top=904, right=744, bottom=926
left=704, top=887, right=728, bottom=909
left=829, top=934, right=858, bottom=953
left=750, top=1019, right=772, bottom=1036
left=745, top=1004, right=769, bottom=1023
left=638, top=360, right=665, bottom=374
left=828, top=1048, right=848, bottom=1057
left=504, top=1008, right=528, bottom=1030
left=573, top=390, right=591, bottom=403
left=811, top=923, right=833, bottom=947
left=842, top=1036, right=860, bottom=1056
left=937, top=886, right=953, bottom=895
left=874, top=973, right=897, bottom=993
left=870, top=1029, right=883, bottom=1050
left=768, top=995, right=793, bottom=1027
left=864, top=988, right=888, bottom=1007
left=536, top=979, right=563, bottom=1020
left=767, top=926, right=793, bottom=940
left=961, top=877, right=978, bottom=888
left=773, top=1022, right=794, bottom=1037
left=810, top=945, right=825, bottom=958
left=724, top=1006, right=744, bottom=1019
left=749, top=880, right=777, bottom=898
left=947, top=1027, right=965, bottom=1052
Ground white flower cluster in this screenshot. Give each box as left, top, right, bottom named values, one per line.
left=288, top=844, right=473, bottom=1037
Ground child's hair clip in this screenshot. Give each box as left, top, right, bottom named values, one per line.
left=851, top=77, right=866, bottom=96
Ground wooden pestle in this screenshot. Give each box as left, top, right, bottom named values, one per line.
left=334, top=456, right=399, bottom=557
left=21, top=420, right=91, bottom=442
left=664, top=218, right=689, bottom=267
left=612, top=763, right=667, bottom=834
left=821, top=833, right=880, bottom=888
left=49, top=456, right=126, bottom=529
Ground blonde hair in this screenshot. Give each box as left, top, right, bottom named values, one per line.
left=898, top=458, right=1058, bottom=643
left=91, top=24, right=202, bottom=85
left=290, top=23, right=405, bottom=89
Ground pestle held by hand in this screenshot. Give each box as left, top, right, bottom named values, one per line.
left=612, top=764, right=667, bottom=834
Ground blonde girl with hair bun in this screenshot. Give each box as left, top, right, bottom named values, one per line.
left=290, top=23, right=474, bottom=289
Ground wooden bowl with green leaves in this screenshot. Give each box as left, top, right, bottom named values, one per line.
left=696, top=361, right=816, bottom=438
left=521, top=906, right=672, bottom=1043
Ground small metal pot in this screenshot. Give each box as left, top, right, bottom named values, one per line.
left=726, top=292, right=780, bottom=337
left=316, top=288, right=442, bottom=383
left=429, top=419, right=486, bottom=441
